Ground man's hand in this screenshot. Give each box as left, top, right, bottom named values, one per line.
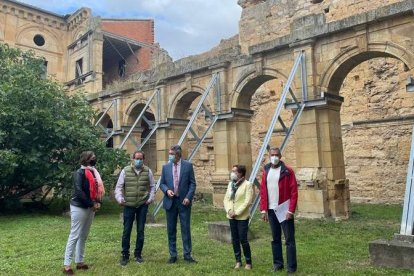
left=167, top=190, right=175, bottom=198
left=145, top=199, right=152, bottom=205
left=285, top=212, right=294, bottom=220
left=119, top=201, right=125, bottom=207
left=182, top=198, right=190, bottom=206
left=228, top=210, right=236, bottom=218
left=261, top=212, right=268, bottom=222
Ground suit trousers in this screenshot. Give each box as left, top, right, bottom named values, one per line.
left=166, top=197, right=192, bottom=259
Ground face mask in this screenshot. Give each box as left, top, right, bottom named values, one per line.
left=89, top=159, right=97, bottom=166
left=134, top=159, right=143, bottom=168
left=230, top=172, right=238, bottom=181
left=168, top=154, right=175, bottom=163
left=270, top=156, right=280, bottom=165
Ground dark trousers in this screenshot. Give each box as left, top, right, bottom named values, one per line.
left=268, top=210, right=297, bottom=272
left=166, top=197, right=192, bottom=259
left=229, top=219, right=252, bottom=265
left=121, top=204, right=149, bottom=258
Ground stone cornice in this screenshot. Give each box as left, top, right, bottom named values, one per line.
left=249, top=0, right=414, bottom=55
left=1, top=0, right=67, bottom=30
left=66, top=8, right=91, bottom=31
left=0, top=1, right=92, bottom=32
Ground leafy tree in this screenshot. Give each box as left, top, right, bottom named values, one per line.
left=0, top=44, right=129, bottom=210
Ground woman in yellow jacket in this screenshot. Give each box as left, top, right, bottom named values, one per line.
left=223, top=164, right=254, bottom=270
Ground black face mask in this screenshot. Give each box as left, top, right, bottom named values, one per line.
left=89, top=159, right=97, bottom=166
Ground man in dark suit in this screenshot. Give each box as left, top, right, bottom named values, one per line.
left=160, top=145, right=197, bottom=264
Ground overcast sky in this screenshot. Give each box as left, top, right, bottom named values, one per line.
left=17, top=0, right=242, bottom=60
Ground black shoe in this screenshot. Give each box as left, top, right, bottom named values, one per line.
left=270, top=265, right=284, bottom=272
left=184, top=257, right=197, bottom=263
left=120, top=255, right=129, bottom=266
left=168, top=256, right=177, bottom=264
left=135, top=256, right=143, bottom=264
left=287, top=270, right=296, bottom=275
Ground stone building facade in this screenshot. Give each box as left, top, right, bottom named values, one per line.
left=3, top=0, right=414, bottom=217
left=91, top=0, right=414, bottom=219
left=0, top=0, right=158, bottom=95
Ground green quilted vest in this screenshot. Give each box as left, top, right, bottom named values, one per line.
left=123, top=165, right=150, bottom=207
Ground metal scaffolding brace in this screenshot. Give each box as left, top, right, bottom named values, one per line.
left=248, top=51, right=308, bottom=224
left=95, top=98, right=118, bottom=142
left=152, top=72, right=221, bottom=217
left=400, top=124, right=414, bottom=235
left=119, top=88, right=161, bottom=150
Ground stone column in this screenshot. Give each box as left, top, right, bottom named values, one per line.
left=155, top=120, right=188, bottom=172
left=295, top=101, right=350, bottom=219
left=212, top=110, right=253, bottom=207
left=111, top=93, right=123, bottom=148
left=318, top=102, right=350, bottom=219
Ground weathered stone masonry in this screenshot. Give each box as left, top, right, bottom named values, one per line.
left=89, top=0, right=414, bottom=218
left=3, top=0, right=414, bottom=216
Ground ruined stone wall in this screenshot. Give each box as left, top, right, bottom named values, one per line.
left=239, top=0, right=405, bottom=53
left=250, top=79, right=296, bottom=170
left=101, top=19, right=155, bottom=79
left=190, top=78, right=297, bottom=193
left=191, top=57, right=414, bottom=204
left=340, top=57, right=414, bottom=203
left=247, top=58, right=414, bottom=204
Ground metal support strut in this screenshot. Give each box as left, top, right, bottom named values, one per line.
left=118, top=88, right=161, bottom=150
left=400, top=124, right=414, bottom=235
left=95, top=99, right=118, bottom=142
left=248, top=51, right=308, bottom=225
left=152, top=73, right=221, bottom=217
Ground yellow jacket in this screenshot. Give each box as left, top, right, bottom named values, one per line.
left=223, top=179, right=254, bottom=220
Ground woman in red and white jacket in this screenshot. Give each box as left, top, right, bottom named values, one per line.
left=260, top=147, right=298, bottom=274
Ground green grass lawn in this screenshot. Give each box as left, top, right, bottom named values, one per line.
left=0, top=201, right=412, bottom=275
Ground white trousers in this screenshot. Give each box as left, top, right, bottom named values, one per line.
left=63, top=205, right=95, bottom=266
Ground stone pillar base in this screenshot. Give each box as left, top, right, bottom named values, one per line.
left=369, top=234, right=414, bottom=270
left=208, top=221, right=254, bottom=243
left=297, top=189, right=330, bottom=218
left=212, top=173, right=229, bottom=208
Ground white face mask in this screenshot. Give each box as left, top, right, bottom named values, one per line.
left=230, top=172, right=238, bottom=181
left=270, top=156, right=280, bottom=165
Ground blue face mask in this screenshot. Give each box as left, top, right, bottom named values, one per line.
left=168, top=154, right=175, bottom=163
left=134, top=159, right=143, bottom=168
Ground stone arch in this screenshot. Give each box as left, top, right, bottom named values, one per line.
left=125, top=102, right=155, bottom=138
left=320, top=42, right=414, bottom=94
left=316, top=41, right=414, bottom=208
left=95, top=112, right=114, bottom=148
left=72, top=27, right=86, bottom=41
left=96, top=112, right=113, bottom=128
left=231, top=68, right=293, bottom=109
left=169, top=85, right=213, bottom=119
left=125, top=99, right=158, bottom=124
left=16, top=25, right=62, bottom=53
left=124, top=100, right=157, bottom=170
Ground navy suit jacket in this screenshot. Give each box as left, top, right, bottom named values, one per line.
left=160, top=159, right=196, bottom=210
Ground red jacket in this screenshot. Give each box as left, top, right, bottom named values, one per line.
left=259, top=161, right=298, bottom=214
